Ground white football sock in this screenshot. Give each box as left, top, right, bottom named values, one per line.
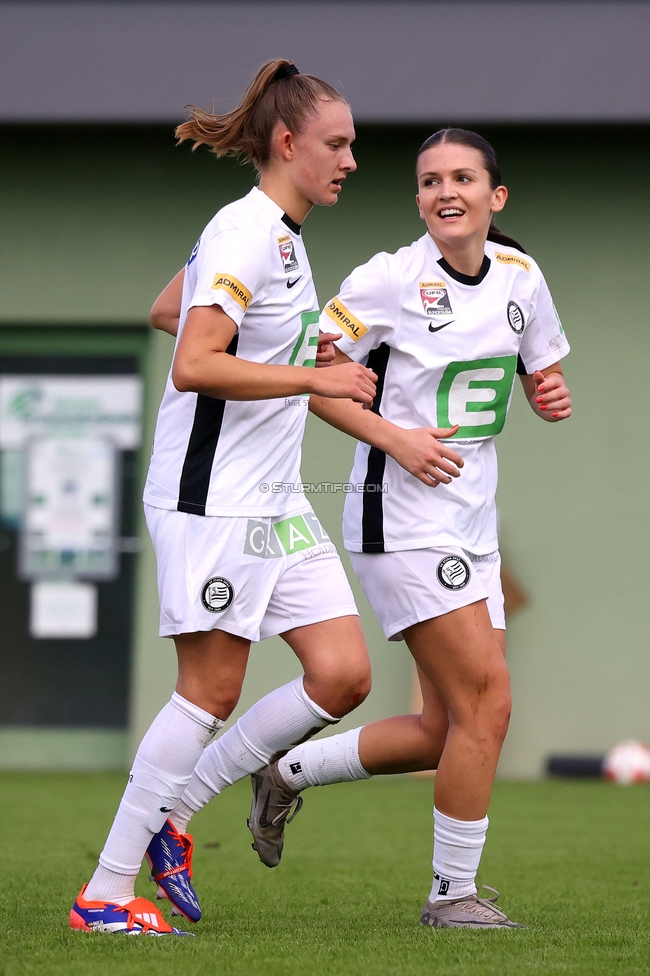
left=82, top=865, right=137, bottom=906
left=430, top=807, right=489, bottom=902
left=277, top=726, right=371, bottom=791
left=85, top=692, right=222, bottom=902
left=179, top=677, right=337, bottom=815
left=169, top=799, right=195, bottom=835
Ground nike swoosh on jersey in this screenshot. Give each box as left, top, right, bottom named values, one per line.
left=428, top=320, right=455, bottom=333
left=287, top=277, right=303, bottom=288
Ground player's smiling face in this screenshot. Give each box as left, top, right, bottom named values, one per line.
left=415, top=143, right=507, bottom=249
left=290, top=99, right=357, bottom=207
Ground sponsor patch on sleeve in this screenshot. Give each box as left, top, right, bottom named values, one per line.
left=324, top=297, right=368, bottom=342
left=495, top=252, right=531, bottom=272
left=211, top=273, right=252, bottom=310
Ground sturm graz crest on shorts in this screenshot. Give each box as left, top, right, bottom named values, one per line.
left=436, top=556, right=470, bottom=590
left=507, top=300, right=525, bottom=334
left=201, top=577, right=234, bottom=613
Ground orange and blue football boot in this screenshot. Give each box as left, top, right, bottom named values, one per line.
left=70, top=884, right=192, bottom=936
left=145, top=819, right=201, bottom=922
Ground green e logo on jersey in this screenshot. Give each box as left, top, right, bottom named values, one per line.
left=289, top=311, right=320, bottom=368
left=437, top=356, right=517, bottom=438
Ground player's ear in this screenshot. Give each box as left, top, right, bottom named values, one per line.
left=415, top=194, right=425, bottom=220
left=490, top=185, right=508, bottom=214
left=270, top=122, right=295, bottom=162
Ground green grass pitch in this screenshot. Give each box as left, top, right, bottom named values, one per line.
left=2, top=773, right=649, bottom=976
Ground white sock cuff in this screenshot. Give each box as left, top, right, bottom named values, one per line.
left=434, top=808, right=489, bottom=844
left=170, top=692, right=224, bottom=744
left=170, top=691, right=223, bottom=730
left=279, top=725, right=371, bottom=790
left=295, top=677, right=339, bottom=725
left=341, top=727, right=371, bottom=779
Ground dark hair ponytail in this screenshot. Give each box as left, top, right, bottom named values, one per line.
left=175, top=59, right=346, bottom=171
left=417, top=128, right=527, bottom=253
left=486, top=226, right=527, bottom=254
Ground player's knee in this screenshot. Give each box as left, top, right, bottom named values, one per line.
left=184, top=686, right=241, bottom=722
left=308, top=665, right=371, bottom=718
left=336, top=670, right=372, bottom=714
left=349, top=668, right=372, bottom=708
left=483, top=671, right=511, bottom=744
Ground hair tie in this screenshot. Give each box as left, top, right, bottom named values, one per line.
left=273, top=63, right=300, bottom=82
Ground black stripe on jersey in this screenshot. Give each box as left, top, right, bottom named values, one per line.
left=177, top=334, right=239, bottom=516
left=281, top=213, right=302, bottom=235
left=361, top=343, right=391, bottom=554
left=516, top=354, right=528, bottom=375
left=437, top=254, right=490, bottom=286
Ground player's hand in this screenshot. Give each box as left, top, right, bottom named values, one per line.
left=386, top=426, right=464, bottom=487
left=310, top=361, right=378, bottom=405
left=532, top=370, right=572, bottom=421
left=315, top=332, right=342, bottom=367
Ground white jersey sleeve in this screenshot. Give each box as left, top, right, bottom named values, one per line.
left=517, top=272, right=570, bottom=374
left=320, top=252, right=400, bottom=361
left=189, top=221, right=270, bottom=328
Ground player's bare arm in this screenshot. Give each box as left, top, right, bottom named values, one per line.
left=520, top=363, right=572, bottom=421
left=309, top=347, right=463, bottom=486
left=151, top=286, right=342, bottom=376
left=150, top=268, right=185, bottom=335
left=173, top=303, right=377, bottom=404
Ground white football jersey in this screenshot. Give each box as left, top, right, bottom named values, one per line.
left=144, top=187, right=320, bottom=518
left=322, top=234, right=570, bottom=554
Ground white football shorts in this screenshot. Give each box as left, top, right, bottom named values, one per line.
left=145, top=503, right=358, bottom=641
left=349, top=546, right=505, bottom=641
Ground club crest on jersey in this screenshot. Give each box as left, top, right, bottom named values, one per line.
left=201, top=577, right=234, bottom=613
left=507, top=300, right=525, bottom=334
left=419, top=281, right=453, bottom=316
left=436, top=556, right=470, bottom=590
left=277, top=235, right=300, bottom=273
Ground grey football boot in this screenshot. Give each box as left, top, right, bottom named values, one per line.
left=420, top=886, right=525, bottom=929
left=248, top=762, right=304, bottom=867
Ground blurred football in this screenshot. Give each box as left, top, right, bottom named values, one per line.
left=603, top=739, right=650, bottom=785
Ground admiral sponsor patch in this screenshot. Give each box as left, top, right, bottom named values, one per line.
left=324, top=297, right=368, bottom=342
left=211, top=273, right=252, bottom=310
left=420, top=281, right=453, bottom=316
left=495, top=252, right=531, bottom=272
left=507, top=300, right=525, bottom=334
left=277, top=235, right=300, bottom=273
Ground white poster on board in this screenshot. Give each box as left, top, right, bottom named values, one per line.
left=20, top=436, right=118, bottom=580
left=0, top=375, right=142, bottom=449
left=30, top=580, right=98, bottom=639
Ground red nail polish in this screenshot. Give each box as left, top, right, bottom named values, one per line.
left=538, top=385, right=545, bottom=392
left=552, top=412, right=559, bottom=417
left=536, top=397, right=543, bottom=403
left=539, top=404, right=547, bottom=410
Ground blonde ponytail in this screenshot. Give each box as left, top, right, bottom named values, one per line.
left=176, top=59, right=346, bottom=170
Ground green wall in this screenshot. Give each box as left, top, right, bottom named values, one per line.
left=1, top=124, right=648, bottom=776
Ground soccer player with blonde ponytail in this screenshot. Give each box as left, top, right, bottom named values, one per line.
left=71, top=60, right=376, bottom=936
